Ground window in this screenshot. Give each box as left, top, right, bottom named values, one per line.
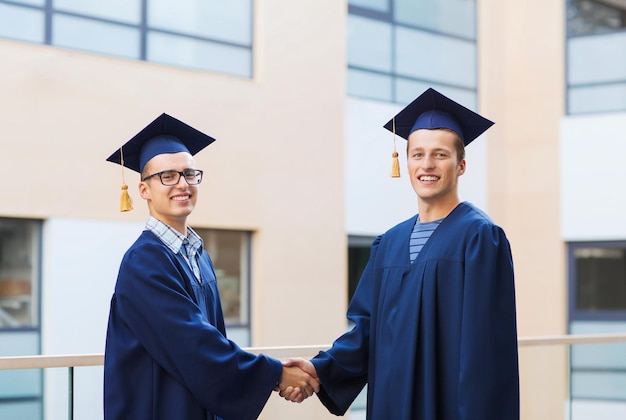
left=0, top=219, right=42, bottom=419
left=193, top=228, right=250, bottom=344
left=348, top=236, right=374, bottom=304
left=347, top=0, right=477, bottom=104
left=0, top=219, right=41, bottom=329
left=568, top=0, right=626, bottom=36
left=0, top=0, right=253, bottom=78
left=569, top=242, right=626, bottom=320
left=567, top=0, right=626, bottom=114
left=568, top=241, right=626, bottom=405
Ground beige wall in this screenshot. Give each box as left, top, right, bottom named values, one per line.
left=480, top=1, right=568, bottom=419
left=0, top=0, right=578, bottom=417
left=0, top=0, right=347, bottom=418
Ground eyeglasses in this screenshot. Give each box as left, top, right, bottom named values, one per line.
left=142, top=169, right=204, bottom=186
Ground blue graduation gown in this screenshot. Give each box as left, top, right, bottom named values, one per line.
left=312, top=202, right=519, bottom=419
left=104, top=230, right=282, bottom=420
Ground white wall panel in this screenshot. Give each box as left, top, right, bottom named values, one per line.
left=41, top=218, right=142, bottom=354
left=561, top=113, right=626, bottom=241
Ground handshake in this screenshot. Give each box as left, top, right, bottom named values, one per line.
left=274, top=358, right=319, bottom=403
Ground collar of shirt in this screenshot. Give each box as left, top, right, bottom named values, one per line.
left=145, top=216, right=203, bottom=256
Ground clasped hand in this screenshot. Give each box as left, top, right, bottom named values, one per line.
left=274, top=358, right=319, bottom=403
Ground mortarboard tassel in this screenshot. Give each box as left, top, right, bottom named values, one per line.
left=120, top=184, right=133, bottom=212
left=119, top=147, right=133, bottom=212
left=390, top=118, right=400, bottom=178
left=391, top=151, right=400, bottom=178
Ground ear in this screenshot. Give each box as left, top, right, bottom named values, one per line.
left=139, top=181, right=150, bottom=200
left=457, top=159, right=466, bottom=176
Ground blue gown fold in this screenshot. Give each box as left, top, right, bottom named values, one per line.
left=104, top=230, right=282, bottom=420
left=312, top=202, right=519, bottom=419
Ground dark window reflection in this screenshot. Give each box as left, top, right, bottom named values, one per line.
left=0, top=219, right=40, bottom=329
left=348, top=236, right=374, bottom=303
left=568, top=0, right=626, bottom=36
left=576, top=247, right=626, bottom=311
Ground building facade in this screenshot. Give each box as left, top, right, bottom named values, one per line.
left=1, top=0, right=626, bottom=419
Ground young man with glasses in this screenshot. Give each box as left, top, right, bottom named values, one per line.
left=104, top=113, right=319, bottom=420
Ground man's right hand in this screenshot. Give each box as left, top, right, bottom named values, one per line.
left=278, top=358, right=320, bottom=403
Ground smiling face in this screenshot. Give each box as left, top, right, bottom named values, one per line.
left=406, top=128, right=466, bottom=213
left=139, top=151, right=198, bottom=235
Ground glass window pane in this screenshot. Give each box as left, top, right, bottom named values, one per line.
left=147, top=32, right=251, bottom=77
left=0, top=400, right=42, bottom=420
left=148, top=0, right=251, bottom=45
left=0, top=370, right=41, bottom=397
left=572, top=371, right=626, bottom=400
left=571, top=322, right=626, bottom=369
left=575, top=247, right=626, bottom=310
left=395, top=78, right=476, bottom=110
left=12, top=0, right=43, bottom=5
left=225, top=326, right=250, bottom=347
left=193, top=229, right=250, bottom=326
left=567, top=32, right=626, bottom=85
left=568, top=83, right=626, bottom=114
left=0, top=4, right=44, bottom=43
left=0, top=331, right=39, bottom=354
left=347, top=68, right=392, bottom=102
left=348, top=15, right=392, bottom=73
left=395, top=27, right=476, bottom=89
left=395, top=78, right=435, bottom=105
left=568, top=0, right=626, bottom=36
left=54, top=0, right=141, bottom=24
left=52, top=15, right=140, bottom=59
left=349, top=0, right=389, bottom=13
left=395, top=0, right=476, bottom=39
left=0, top=220, right=40, bottom=329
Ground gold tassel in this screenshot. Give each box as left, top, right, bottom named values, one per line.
left=120, top=183, right=133, bottom=212
left=390, top=118, right=400, bottom=178
left=119, top=147, right=133, bottom=212
left=391, top=151, right=400, bottom=178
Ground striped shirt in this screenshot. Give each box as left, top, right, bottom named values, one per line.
left=409, top=217, right=443, bottom=263
left=145, top=216, right=203, bottom=283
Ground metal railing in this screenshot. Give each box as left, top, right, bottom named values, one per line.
left=1, top=334, right=626, bottom=419
left=0, top=344, right=328, bottom=420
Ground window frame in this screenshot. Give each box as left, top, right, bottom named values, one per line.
left=0, top=0, right=254, bottom=78
left=0, top=218, right=42, bottom=332
left=568, top=240, right=626, bottom=322
left=347, top=235, right=375, bottom=304
left=191, top=227, right=252, bottom=329
left=565, top=0, right=626, bottom=115
left=347, top=0, right=478, bottom=104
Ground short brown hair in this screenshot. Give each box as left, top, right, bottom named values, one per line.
left=451, top=130, right=465, bottom=162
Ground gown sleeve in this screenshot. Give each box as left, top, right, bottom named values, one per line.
left=458, top=223, right=520, bottom=419
left=114, top=240, right=282, bottom=419
left=311, top=235, right=383, bottom=415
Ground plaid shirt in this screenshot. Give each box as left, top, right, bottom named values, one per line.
left=145, top=216, right=203, bottom=283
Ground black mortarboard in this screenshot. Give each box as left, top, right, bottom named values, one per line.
left=107, top=113, right=216, bottom=173
left=106, top=113, right=216, bottom=211
left=382, top=88, right=494, bottom=177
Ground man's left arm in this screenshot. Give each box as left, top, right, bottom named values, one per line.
left=459, top=224, right=520, bottom=419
